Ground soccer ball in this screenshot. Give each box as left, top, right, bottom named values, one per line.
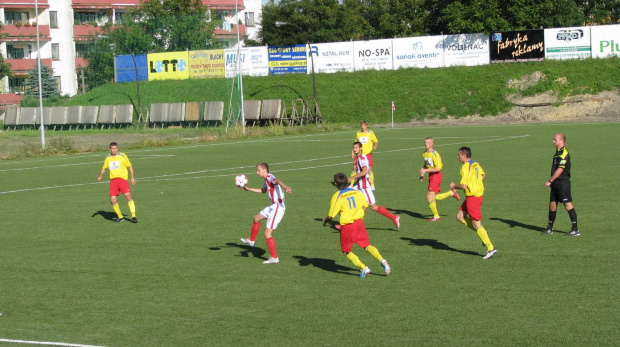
left=235, top=174, right=248, bottom=188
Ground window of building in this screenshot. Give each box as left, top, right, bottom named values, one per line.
left=9, top=77, right=27, bottom=93
left=50, top=11, right=58, bottom=28
left=6, top=45, right=24, bottom=59
left=54, top=76, right=61, bottom=92
left=74, top=12, right=97, bottom=25
left=115, top=12, right=125, bottom=24
left=75, top=43, right=94, bottom=58
left=5, top=11, right=29, bottom=25
left=52, top=43, right=60, bottom=60
left=245, top=12, right=255, bottom=27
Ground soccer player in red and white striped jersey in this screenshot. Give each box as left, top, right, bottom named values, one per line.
left=239, top=163, right=292, bottom=264
left=350, top=142, right=400, bottom=230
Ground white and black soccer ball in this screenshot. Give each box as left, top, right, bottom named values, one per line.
left=235, top=174, right=248, bottom=188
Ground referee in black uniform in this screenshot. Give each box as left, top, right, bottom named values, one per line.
left=543, top=133, right=580, bottom=236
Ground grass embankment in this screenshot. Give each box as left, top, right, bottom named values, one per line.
left=58, top=57, right=620, bottom=123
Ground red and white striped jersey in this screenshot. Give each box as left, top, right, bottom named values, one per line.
left=354, top=154, right=372, bottom=190
left=264, top=173, right=285, bottom=206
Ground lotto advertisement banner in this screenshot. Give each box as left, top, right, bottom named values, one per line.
left=189, top=49, right=225, bottom=79
left=443, top=33, right=490, bottom=67
left=268, top=45, right=307, bottom=75
left=544, top=27, right=592, bottom=60
left=392, top=36, right=444, bottom=69
left=590, top=24, right=620, bottom=58
left=352, top=39, right=394, bottom=71
left=490, top=30, right=545, bottom=63
left=147, top=51, right=190, bottom=81
left=310, top=41, right=354, bottom=73
left=224, top=47, right=269, bottom=78
left=115, top=54, right=148, bottom=83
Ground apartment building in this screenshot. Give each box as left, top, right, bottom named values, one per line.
left=0, top=0, right=261, bottom=106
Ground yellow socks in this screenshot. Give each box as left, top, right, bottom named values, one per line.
left=112, top=203, right=123, bottom=218
left=428, top=198, right=439, bottom=218
left=436, top=191, right=452, bottom=201
left=365, top=245, right=383, bottom=262
left=460, top=217, right=476, bottom=231
left=127, top=200, right=136, bottom=218
left=346, top=252, right=366, bottom=269
left=476, top=226, right=494, bottom=251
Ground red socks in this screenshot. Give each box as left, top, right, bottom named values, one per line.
left=266, top=237, right=278, bottom=258
left=376, top=205, right=396, bottom=222
left=250, top=222, right=260, bottom=241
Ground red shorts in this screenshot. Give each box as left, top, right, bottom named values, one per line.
left=366, top=153, right=374, bottom=166
left=428, top=172, right=443, bottom=193
left=460, top=196, right=484, bottom=221
left=109, top=178, right=131, bottom=196
left=339, top=219, right=370, bottom=253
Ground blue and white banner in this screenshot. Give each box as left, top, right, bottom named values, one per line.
left=268, top=45, right=307, bottom=75
left=544, top=27, right=592, bottom=60
left=310, top=41, right=354, bottom=73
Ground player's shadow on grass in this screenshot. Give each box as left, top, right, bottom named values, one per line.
left=400, top=237, right=480, bottom=257
left=225, top=242, right=267, bottom=260
left=489, top=217, right=545, bottom=233
left=91, top=210, right=120, bottom=221
left=313, top=218, right=342, bottom=232
left=388, top=208, right=426, bottom=220
left=293, top=255, right=358, bottom=276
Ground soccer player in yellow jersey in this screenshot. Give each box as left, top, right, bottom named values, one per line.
left=351, top=121, right=378, bottom=188
left=323, top=173, right=391, bottom=278
left=97, top=142, right=137, bottom=223
left=419, top=137, right=460, bottom=221
left=449, top=147, right=497, bottom=260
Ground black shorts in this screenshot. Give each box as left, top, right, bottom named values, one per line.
left=550, top=180, right=572, bottom=203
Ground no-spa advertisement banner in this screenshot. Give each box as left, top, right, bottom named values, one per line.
left=490, top=30, right=545, bottom=62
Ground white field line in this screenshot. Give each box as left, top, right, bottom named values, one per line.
left=0, top=135, right=528, bottom=195
left=0, top=155, right=175, bottom=173
left=0, top=338, right=107, bottom=347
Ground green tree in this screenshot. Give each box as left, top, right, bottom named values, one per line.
left=25, top=64, right=59, bottom=98
left=82, top=38, right=115, bottom=90
left=0, top=54, right=12, bottom=80
left=578, top=0, right=620, bottom=25
left=124, top=0, right=219, bottom=53
left=259, top=0, right=353, bottom=45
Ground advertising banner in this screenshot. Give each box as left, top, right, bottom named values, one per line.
left=443, top=33, right=490, bottom=67
left=115, top=54, right=148, bottom=83
left=310, top=41, right=354, bottom=73
left=224, top=46, right=269, bottom=78
left=268, top=45, right=307, bottom=75
left=544, top=27, right=591, bottom=60
left=490, top=30, right=545, bottom=63
left=352, top=39, right=393, bottom=71
left=590, top=24, right=620, bottom=58
left=147, top=51, right=190, bottom=81
left=189, top=49, right=225, bottom=78
left=392, top=36, right=444, bottom=69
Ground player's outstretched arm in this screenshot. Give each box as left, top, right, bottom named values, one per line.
left=242, top=186, right=263, bottom=194
left=274, top=179, right=292, bottom=193
left=322, top=216, right=332, bottom=226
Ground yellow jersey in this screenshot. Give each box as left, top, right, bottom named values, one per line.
left=355, top=130, right=378, bottom=155
left=327, top=188, right=368, bottom=225
left=422, top=150, right=443, bottom=170
left=102, top=152, right=132, bottom=180
left=459, top=160, right=485, bottom=197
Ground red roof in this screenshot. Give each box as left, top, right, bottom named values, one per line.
left=0, top=24, right=51, bottom=41
left=71, top=0, right=140, bottom=9
left=0, top=0, right=49, bottom=8
left=0, top=93, right=23, bottom=106
left=73, top=24, right=103, bottom=39
left=5, top=58, right=53, bottom=74
left=214, top=24, right=246, bottom=37
left=69, top=0, right=243, bottom=10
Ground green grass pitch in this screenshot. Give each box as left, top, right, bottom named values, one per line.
left=0, top=122, right=618, bottom=346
